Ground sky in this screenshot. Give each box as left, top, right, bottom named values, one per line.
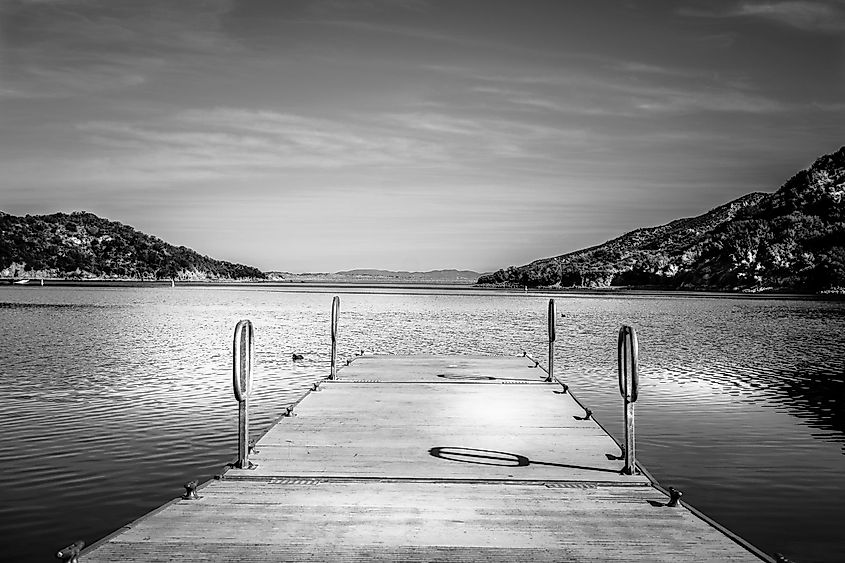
left=0, top=0, right=843, bottom=273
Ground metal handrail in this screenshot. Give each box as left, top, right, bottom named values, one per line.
left=617, top=324, right=638, bottom=475
left=233, top=320, right=253, bottom=402
left=546, top=299, right=556, bottom=383
left=233, top=319, right=254, bottom=469
left=617, top=325, right=639, bottom=402
left=330, top=296, right=340, bottom=380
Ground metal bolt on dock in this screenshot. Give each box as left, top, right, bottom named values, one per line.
left=667, top=487, right=683, bottom=507
left=56, top=540, right=84, bottom=562
left=182, top=480, right=199, bottom=500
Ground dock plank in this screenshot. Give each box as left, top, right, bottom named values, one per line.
left=84, top=481, right=759, bottom=562
left=339, top=354, right=545, bottom=382
left=232, top=382, right=641, bottom=483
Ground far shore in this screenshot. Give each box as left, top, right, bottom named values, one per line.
left=1, top=277, right=840, bottom=300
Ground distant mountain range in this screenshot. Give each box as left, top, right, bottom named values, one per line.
left=0, top=211, right=265, bottom=280
left=479, top=146, right=845, bottom=293
left=266, top=269, right=483, bottom=284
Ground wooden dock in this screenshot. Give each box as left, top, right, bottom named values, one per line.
left=80, top=355, right=769, bottom=562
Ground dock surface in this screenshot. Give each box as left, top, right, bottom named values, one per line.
left=83, top=355, right=764, bottom=562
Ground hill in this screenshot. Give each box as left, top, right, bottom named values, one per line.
left=479, top=146, right=845, bottom=292
left=0, top=211, right=265, bottom=281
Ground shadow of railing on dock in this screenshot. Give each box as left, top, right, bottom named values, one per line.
left=429, top=446, right=622, bottom=474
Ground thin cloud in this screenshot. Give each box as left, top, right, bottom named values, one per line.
left=0, top=0, right=238, bottom=97
left=383, top=113, right=482, bottom=135
left=306, top=0, right=430, bottom=16
left=424, top=60, right=789, bottom=117
left=294, top=18, right=485, bottom=49
left=734, top=1, right=845, bottom=30
left=679, top=1, right=845, bottom=32
left=290, top=16, right=564, bottom=61
left=629, top=86, right=788, bottom=114
left=812, top=101, right=845, bottom=111
left=74, top=111, right=445, bottom=180
left=63, top=105, right=603, bottom=187
left=466, top=72, right=787, bottom=116
left=379, top=111, right=593, bottom=159
left=0, top=87, right=32, bottom=98
left=470, top=85, right=624, bottom=116
left=614, top=61, right=713, bottom=79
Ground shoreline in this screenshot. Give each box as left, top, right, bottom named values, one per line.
left=1, top=278, right=839, bottom=300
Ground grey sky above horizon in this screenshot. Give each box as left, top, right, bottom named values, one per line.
left=1, top=0, right=843, bottom=273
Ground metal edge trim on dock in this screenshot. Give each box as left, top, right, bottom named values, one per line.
left=329, top=379, right=545, bottom=384
left=222, top=475, right=654, bottom=486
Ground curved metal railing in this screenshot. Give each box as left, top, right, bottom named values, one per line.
left=330, top=296, right=340, bottom=380
left=233, top=319, right=254, bottom=469
left=546, top=299, right=556, bottom=382
left=617, top=324, right=639, bottom=475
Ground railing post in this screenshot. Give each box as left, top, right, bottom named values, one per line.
left=232, top=319, right=254, bottom=469
left=617, top=325, right=639, bottom=475
left=547, top=299, right=556, bottom=382
left=330, top=296, right=340, bottom=380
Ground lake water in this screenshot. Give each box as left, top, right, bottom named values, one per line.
left=0, top=285, right=843, bottom=562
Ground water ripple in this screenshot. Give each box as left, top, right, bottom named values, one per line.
left=0, top=287, right=843, bottom=562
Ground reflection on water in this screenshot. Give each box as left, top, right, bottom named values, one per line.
left=769, top=365, right=845, bottom=447
left=0, top=286, right=843, bottom=562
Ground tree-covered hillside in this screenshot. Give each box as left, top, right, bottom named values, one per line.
left=479, top=146, right=845, bottom=292
left=0, top=211, right=265, bottom=280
